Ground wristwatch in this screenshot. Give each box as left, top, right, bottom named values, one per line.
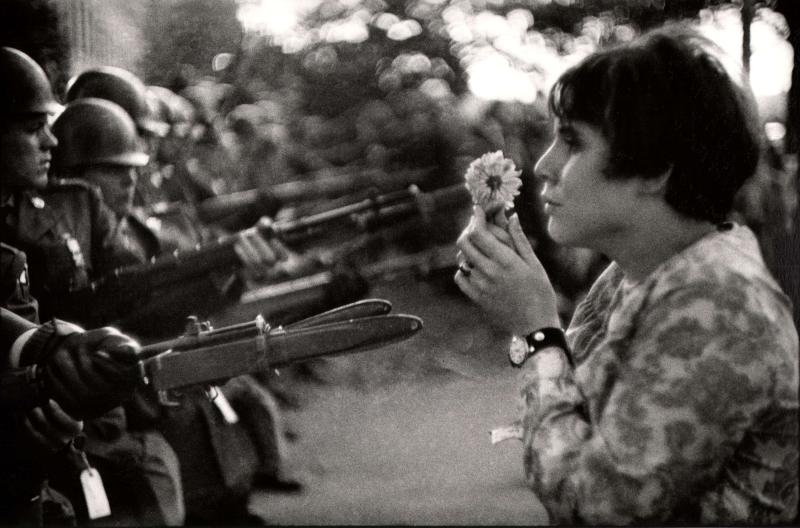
left=508, top=327, right=569, bottom=368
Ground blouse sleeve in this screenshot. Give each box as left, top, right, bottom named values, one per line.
left=519, top=279, right=781, bottom=524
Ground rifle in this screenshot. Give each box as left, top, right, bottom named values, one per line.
left=53, top=183, right=470, bottom=326
left=2, top=299, right=422, bottom=412
left=210, top=244, right=459, bottom=327
left=152, top=166, right=435, bottom=228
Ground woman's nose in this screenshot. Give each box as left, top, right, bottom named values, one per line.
left=533, top=144, right=559, bottom=184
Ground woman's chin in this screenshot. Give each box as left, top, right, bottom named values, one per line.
left=547, top=221, right=575, bottom=246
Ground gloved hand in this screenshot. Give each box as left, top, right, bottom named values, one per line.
left=234, top=216, right=288, bottom=272
left=35, top=325, right=143, bottom=420
left=23, top=398, right=83, bottom=452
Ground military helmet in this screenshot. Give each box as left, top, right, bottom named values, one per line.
left=52, top=98, right=149, bottom=169
left=0, top=47, right=60, bottom=116
left=65, top=66, right=169, bottom=137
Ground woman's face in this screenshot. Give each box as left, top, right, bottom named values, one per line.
left=83, top=165, right=138, bottom=218
left=533, top=119, right=642, bottom=251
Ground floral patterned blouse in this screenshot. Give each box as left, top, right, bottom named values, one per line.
left=518, top=223, right=798, bottom=524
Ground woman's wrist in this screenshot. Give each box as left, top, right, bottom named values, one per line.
left=517, top=304, right=561, bottom=336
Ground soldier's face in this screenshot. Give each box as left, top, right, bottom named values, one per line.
left=0, top=114, right=58, bottom=190
left=83, top=165, right=138, bottom=218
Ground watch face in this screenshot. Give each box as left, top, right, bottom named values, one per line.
left=509, top=336, right=529, bottom=366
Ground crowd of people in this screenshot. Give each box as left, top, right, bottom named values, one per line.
left=1, top=15, right=798, bottom=527
left=0, top=40, right=504, bottom=527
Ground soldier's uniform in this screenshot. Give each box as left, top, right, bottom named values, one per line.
left=0, top=242, right=39, bottom=322
left=108, top=207, right=243, bottom=339
left=0, top=180, right=185, bottom=526
left=0, top=249, right=77, bottom=525
left=114, top=207, right=291, bottom=525
left=0, top=180, right=142, bottom=321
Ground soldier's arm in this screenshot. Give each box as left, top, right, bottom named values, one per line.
left=0, top=243, right=40, bottom=324
left=1, top=307, right=142, bottom=419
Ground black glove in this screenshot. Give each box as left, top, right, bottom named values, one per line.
left=27, top=323, right=142, bottom=420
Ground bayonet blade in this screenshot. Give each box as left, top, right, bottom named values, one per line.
left=286, top=298, right=392, bottom=329
left=145, top=314, right=422, bottom=390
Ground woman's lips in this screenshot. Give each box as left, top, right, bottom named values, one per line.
left=542, top=197, right=561, bottom=214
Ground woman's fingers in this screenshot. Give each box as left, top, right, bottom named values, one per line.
left=508, top=213, right=539, bottom=265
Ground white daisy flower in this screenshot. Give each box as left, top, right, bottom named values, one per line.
left=464, top=151, right=522, bottom=213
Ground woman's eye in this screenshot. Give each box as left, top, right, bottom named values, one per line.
left=562, top=135, right=581, bottom=151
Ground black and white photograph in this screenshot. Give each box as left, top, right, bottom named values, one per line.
left=1, top=0, right=798, bottom=525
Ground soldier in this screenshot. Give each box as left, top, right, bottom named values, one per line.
left=51, top=95, right=300, bottom=524
left=0, top=45, right=185, bottom=526
left=1, top=304, right=144, bottom=525
left=1, top=241, right=143, bottom=525
left=147, top=85, right=218, bottom=207
left=65, top=65, right=173, bottom=210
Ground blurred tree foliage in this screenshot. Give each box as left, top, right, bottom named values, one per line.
left=140, top=0, right=243, bottom=90
left=230, top=0, right=751, bottom=118
left=0, top=0, right=70, bottom=96
left=774, top=0, right=798, bottom=154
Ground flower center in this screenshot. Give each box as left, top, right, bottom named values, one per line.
left=486, top=175, right=503, bottom=191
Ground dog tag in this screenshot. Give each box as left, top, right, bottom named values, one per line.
left=80, top=468, right=110, bottom=519
left=211, top=386, right=239, bottom=424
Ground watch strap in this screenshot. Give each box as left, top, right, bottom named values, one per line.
left=511, top=327, right=573, bottom=368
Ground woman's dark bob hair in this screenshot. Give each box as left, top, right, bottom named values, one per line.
left=548, top=24, right=761, bottom=224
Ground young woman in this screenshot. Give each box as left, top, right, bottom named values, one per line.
left=455, top=25, right=798, bottom=524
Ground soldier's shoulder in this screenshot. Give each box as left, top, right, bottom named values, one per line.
left=43, top=178, right=104, bottom=204
left=44, top=177, right=98, bottom=194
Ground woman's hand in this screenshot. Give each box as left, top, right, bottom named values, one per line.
left=455, top=207, right=560, bottom=335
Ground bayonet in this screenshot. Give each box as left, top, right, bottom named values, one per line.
left=139, top=299, right=422, bottom=392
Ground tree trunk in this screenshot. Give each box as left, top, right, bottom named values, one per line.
left=741, top=0, right=753, bottom=75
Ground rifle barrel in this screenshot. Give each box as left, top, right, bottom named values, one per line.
left=140, top=315, right=267, bottom=358
left=273, top=183, right=470, bottom=243
left=196, top=167, right=434, bottom=224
